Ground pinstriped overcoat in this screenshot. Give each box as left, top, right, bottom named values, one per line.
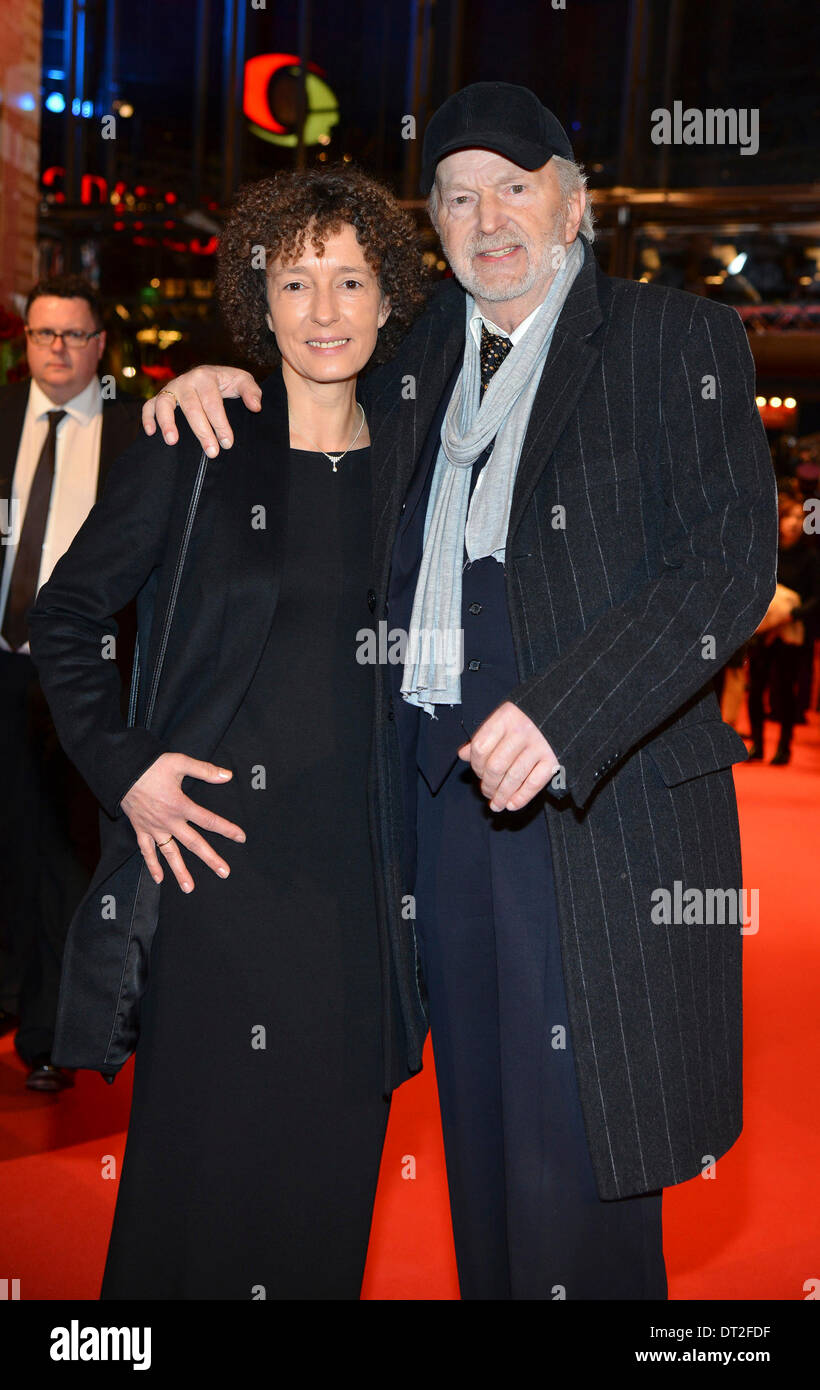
left=365, top=234, right=778, bottom=1200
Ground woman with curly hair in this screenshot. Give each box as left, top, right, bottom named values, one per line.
left=27, top=167, right=428, bottom=1299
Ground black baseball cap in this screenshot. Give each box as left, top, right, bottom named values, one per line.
left=420, top=82, right=574, bottom=195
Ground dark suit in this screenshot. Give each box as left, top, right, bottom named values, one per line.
left=365, top=235, right=778, bottom=1293
left=0, top=379, right=141, bottom=1058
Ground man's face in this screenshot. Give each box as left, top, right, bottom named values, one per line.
left=25, top=296, right=105, bottom=404
left=433, top=149, right=584, bottom=327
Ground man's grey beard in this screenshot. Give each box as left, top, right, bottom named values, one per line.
left=443, top=212, right=568, bottom=305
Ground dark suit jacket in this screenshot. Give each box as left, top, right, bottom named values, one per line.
left=366, top=235, right=778, bottom=1200
left=0, top=378, right=142, bottom=505
left=27, top=370, right=415, bottom=1096
left=0, top=378, right=142, bottom=686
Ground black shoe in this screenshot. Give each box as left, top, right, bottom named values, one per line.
left=746, top=742, right=764, bottom=760
left=25, top=1053, right=75, bottom=1092
left=770, top=745, right=791, bottom=766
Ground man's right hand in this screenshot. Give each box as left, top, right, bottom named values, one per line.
left=142, top=366, right=262, bottom=456
left=120, top=752, right=246, bottom=892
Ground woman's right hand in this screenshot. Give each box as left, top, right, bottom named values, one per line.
left=120, top=753, right=246, bottom=893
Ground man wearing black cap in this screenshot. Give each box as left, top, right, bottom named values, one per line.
left=140, top=82, right=776, bottom=1301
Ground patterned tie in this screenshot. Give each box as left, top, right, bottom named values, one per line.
left=479, top=322, right=514, bottom=397
left=2, top=408, right=66, bottom=650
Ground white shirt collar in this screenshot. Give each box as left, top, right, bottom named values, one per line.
left=28, top=374, right=103, bottom=426
left=468, top=298, right=545, bottom=350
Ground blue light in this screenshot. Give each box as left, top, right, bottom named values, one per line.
left=81, top=99, right=93, bottom=118
left=71, top=97, right=81, bottom=115
left=571, top=120, right=581, bottom=131
left=46, top=69, right=65, bottom=79
left=45, top=92, right=66, bottom=113
left=18, top=93, right=36, bottom=112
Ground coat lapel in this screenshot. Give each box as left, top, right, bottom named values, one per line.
left=0, top=380, right=31, bottom=505
left=368, top=284, right=465, bottom=598
left=150, top=369, right=291, bottom=754
left=507, top=237, right=605, bottom=541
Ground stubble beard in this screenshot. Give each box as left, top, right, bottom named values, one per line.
left=443, top=207, right=569, bottom=306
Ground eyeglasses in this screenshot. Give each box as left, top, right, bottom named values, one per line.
left=25, top=327, right=102, bottom=348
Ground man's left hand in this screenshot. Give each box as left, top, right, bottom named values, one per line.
left=458, top=701, right=560, bottom=812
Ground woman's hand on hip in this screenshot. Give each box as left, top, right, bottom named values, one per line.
left=141, top=366, right=262, bottom=456
left=120, top=753, right=246, bottom=893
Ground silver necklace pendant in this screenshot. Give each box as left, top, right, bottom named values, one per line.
left=296, top=403, right=365, bottom=473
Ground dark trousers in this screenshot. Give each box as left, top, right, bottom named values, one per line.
left=414, top=758, right=668, bottom=1301
left=748, top=636, right=803, bottom=751
left=0, top=650, right=98, bottom=1062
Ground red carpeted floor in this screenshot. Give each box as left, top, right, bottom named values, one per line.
left=1, top=716, right=817, bottom=1301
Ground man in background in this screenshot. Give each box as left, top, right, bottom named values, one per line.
left=0, top=275, right=140, bottom=1089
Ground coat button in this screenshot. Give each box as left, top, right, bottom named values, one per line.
left=468, top=602, right=482, bottom=615
left=367, top=588, right=377, bottom=613
left=468, top=659, right=481, bottom=671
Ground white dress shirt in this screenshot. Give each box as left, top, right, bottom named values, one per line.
left=468, top=298, right=545, bottom=350
left=0, top=376, right=103, bottom=653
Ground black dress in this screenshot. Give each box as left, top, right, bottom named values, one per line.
left=100, top=444, right=389, bottom=1300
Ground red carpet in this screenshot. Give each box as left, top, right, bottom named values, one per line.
left=1, top=716, right=817, bottom=1301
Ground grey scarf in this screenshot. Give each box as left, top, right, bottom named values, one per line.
left=400, top=235, right=584, bottom=715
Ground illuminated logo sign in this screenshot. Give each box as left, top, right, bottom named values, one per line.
left=243, top=53, right=339, bottom=147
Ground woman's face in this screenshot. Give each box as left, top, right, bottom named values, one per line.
left=779, top=504, right=804, bottom=547
left=265, top=221, right=390, bottom=383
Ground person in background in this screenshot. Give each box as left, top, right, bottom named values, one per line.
left=0, top=275, right=141, bottom=1089
left=747, top=492, right=820, bottom=764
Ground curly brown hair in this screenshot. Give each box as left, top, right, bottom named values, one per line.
left=216, top=165, right=429, bottom=369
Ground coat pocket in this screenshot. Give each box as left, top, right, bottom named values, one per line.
left=642, top=720, right=749, bottom=786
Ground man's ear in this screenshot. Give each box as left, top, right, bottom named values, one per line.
left=377, top=296, right=392, bottom=329
left=265, top=310, right=274, bottom=334
left=96, top=330, right=107, bottom=362
left=565, top=188, right=585, bottom=242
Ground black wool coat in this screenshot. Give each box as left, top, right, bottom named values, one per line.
left=27, top=372, right=415, bottom=1097
left=365, top=235, right=778, bottom=1200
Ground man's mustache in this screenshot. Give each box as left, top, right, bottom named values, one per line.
left=467, top=232, right=528, bottom=256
